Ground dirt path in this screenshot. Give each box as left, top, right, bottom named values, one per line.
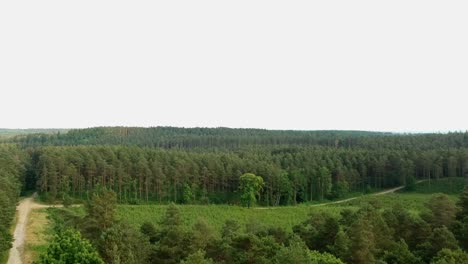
left=310, top=185, right=406, bottom=207
left=7, top=195, right=50, bottom=264
left=256, top=183, right=415, bottom=210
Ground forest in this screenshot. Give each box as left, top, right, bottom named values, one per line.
left=8, top=126, right=468, bottom=150
left=1, top=127, right=468, bottom=263
left=0, top=145, right=26, bottom=260
left=37, top=187, right=468, bottom=264
left=30, top=145, right=468, bottom=205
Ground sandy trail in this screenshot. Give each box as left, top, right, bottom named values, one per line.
left=7, top=195, right=50, bottom=264
left=256, top=182, right=422, bottom=210
left=310, top=185, right=406, bottom=207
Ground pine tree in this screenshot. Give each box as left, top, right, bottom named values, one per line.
left=457, top=186, right=468, bottom=220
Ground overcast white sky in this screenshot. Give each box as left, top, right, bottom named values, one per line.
left=0, top=1, right=467, bottom=132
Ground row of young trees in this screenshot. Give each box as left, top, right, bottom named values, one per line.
left=31, top=145, right=468, bottom=205
left=0, top=145, right=26, bottom=255
left=38, top=187, right=468, bottom=264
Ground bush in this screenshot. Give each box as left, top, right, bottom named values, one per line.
left=35, top=229, right=103, bottom=264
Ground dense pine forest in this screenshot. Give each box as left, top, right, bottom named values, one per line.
left=8, top=127, right=468, bottom=205
left=29, top=145, right=468, bottom=205
left=0, top=129, right=67, bottom=138
left=2, top=127, right=468, bottom=263
left=9, top=126, right=468, bottom=150
left=0, top=145, right=26, bottom=258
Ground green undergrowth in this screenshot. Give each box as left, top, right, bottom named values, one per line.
left=114, top=193, right=446, bottom=234
left=0, top=253, right=7, bottom=264
left=60, top=204, right=350, bottom=235
left=117, top=204, right=351, bottom=234
left=0, top=208, right=18, bottom=264
left=339, top=193, right=458, bottom=215
left=51, top=178, right=465, bottom=238
left=410, top=177, right=467, bottom=194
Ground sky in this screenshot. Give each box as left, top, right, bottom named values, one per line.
left=0, top=1, right=467, bottom=132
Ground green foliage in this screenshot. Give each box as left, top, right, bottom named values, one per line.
left=412, top=178, right=467, bottom=195
left=6, top=127, right=468, bottom=263
left=293, top=211, right=339, bottom=252
left=180, top=250, right=214, bottom=264
left=113, top=203, right=347, bottom=236
left=345, top=215, right=376, bottom=264
left=309, top=251, right=344, bottom=264
left=382, top=240, right=421, bottom=264
left=239, top=173, right=264, bottom=208
left=331, top=180, right=349, bottom=199
left=274, top=236, right=311, bottom=264
left=406, top=175, right=417, bottom=191
left=161, top=203, right=182, bottom=228
left=7, top=127, right=398, bottom=148
left=81, top=188, right=117, bottom=241
left=431, top=248, right=468, bottom=264
left=418, top=226, right=460, bottom=262
left=453, top=217, right=468, bottom=250
left=140, top=221, right=158, bottom=243
left=46, top=189, right=468, bottom=264
left=99, top=223, right=150, bottom=264
left=62, top=193, right=72, bottom=208
left=150, top=203, right=191, bottom=264
left=423, top=193, right=457, bottom=228
left=34, top=229, right=103, bottom=264
left=457, top=186, right=468, bottom=220
left=191, top=218, right=215, bottom=251
left=318, top=167, right=332, bottom=200
left=27, top=142, right=468, bottom=208
left=79, top=188, right=153, bottom=264
left=0, top=145, right=25, bottom=254
left=183, top=183, right=194, bottom=204
left=328, top=229, right=349, bottom=261
left=221, top=220, right=241, bottom=240
left=227, top=233, right=281, bottom=264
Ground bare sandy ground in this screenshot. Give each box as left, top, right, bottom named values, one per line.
left=7, top=195, right=50, bottom=264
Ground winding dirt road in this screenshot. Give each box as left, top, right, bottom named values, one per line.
left=7, top=195, right=50, bottom=264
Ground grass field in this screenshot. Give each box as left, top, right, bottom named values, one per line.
left=115, top=192, right=460, bottom=235
left=114, top=179, right=465, bottom=234
left=410, top=177, right=467, bottom=194
left=117, top=204, right=349, bottom=233
left=337, top=192, right=459, bottom=215
left=23, top=209, right=52, bottom=264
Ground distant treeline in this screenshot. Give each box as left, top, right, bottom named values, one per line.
left=9, top=126, right=468, bottom=150
left=0, top=128, right=68, bottom=138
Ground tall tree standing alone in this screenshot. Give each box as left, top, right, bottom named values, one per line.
left=239, top=173, right=264, bottom=208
